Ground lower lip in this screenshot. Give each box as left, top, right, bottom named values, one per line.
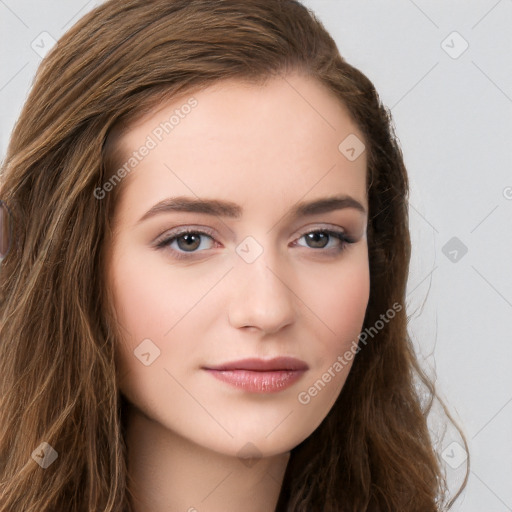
left=204, top=369, right=306, bottom=393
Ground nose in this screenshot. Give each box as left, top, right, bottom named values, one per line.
left=227, top=249, right=296, bottom=335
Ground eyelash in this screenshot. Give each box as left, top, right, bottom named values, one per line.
left=155, top=226, right=356, bottom=261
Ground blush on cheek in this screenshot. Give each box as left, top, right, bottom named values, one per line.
left=111, top=258, right=165, bottom=336
left=328, top=268, right=370, bottom=350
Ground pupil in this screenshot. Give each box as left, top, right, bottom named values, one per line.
left=308, top=232, right=328, bottom=249
left=178, top=233, right=200, bottom=251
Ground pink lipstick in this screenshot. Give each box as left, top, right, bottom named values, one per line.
left=203, top=357, right=308, bottom=393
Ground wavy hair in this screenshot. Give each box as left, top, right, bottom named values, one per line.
left=0, top=0, right=469, bottom=510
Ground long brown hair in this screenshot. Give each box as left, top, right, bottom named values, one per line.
left=0, top=0, right=469, bottom=510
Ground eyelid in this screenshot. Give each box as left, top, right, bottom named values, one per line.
left=153, top=225, right=218, bottom=246
left=293, top=222, right=349, bottom=238
left=153, top=223, right=356, bottom=262
left=154, top=223, right=353, bottom=245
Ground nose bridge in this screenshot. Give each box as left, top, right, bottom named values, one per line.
left=227, top=236, right=296, bottom=332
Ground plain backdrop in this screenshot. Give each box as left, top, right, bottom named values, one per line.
left=1, top=1, right=511, bottom=510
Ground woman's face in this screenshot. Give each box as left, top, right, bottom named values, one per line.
left=105, top=73, right=370, bottom=459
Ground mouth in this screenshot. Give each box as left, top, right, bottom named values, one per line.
left=202, top=357, right=308, bottom=393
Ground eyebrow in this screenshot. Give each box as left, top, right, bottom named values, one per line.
left=137, top=194, right=367, bottom=224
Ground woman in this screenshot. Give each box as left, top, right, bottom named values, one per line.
left=0, top=0, right=469, bottom=510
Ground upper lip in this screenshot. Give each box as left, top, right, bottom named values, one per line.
left=204, top=357, right=309, bottom=372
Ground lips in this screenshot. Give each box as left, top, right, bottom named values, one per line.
left=204, top=356, right=309, bottom=372
left=202, top=357, right=308, bottom=393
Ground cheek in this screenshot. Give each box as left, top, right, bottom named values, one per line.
left=109, top=248, right=176, bottom=338
left=107, top=247, right=178, bottom=386
left=303, top=250, right=370, bottom=357
left=328, top=265, right=369, bottom=339
left=291, top=253, right=369, bottom=429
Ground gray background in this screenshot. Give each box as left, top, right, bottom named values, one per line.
left=1, top=1, right=511, bottom=509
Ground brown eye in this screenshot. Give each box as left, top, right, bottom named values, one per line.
left=175, top=233, right=202, bottom=252
left=304, top=231, right=330, bottom=249
left=155, top=227, right=217, bottom=260
left=296, top=229, right=354, bottom=252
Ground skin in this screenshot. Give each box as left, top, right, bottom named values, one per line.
left=105, top=72, right=370, bottom=512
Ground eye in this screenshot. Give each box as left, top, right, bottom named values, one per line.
left=154, top=226, right=355, bottom=260
left=155, top=227, right=217, bottom=259
left=294, top=228, right=355, bottom=253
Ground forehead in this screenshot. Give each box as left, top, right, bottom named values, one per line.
left=111, top=73, right=368, bottom=221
